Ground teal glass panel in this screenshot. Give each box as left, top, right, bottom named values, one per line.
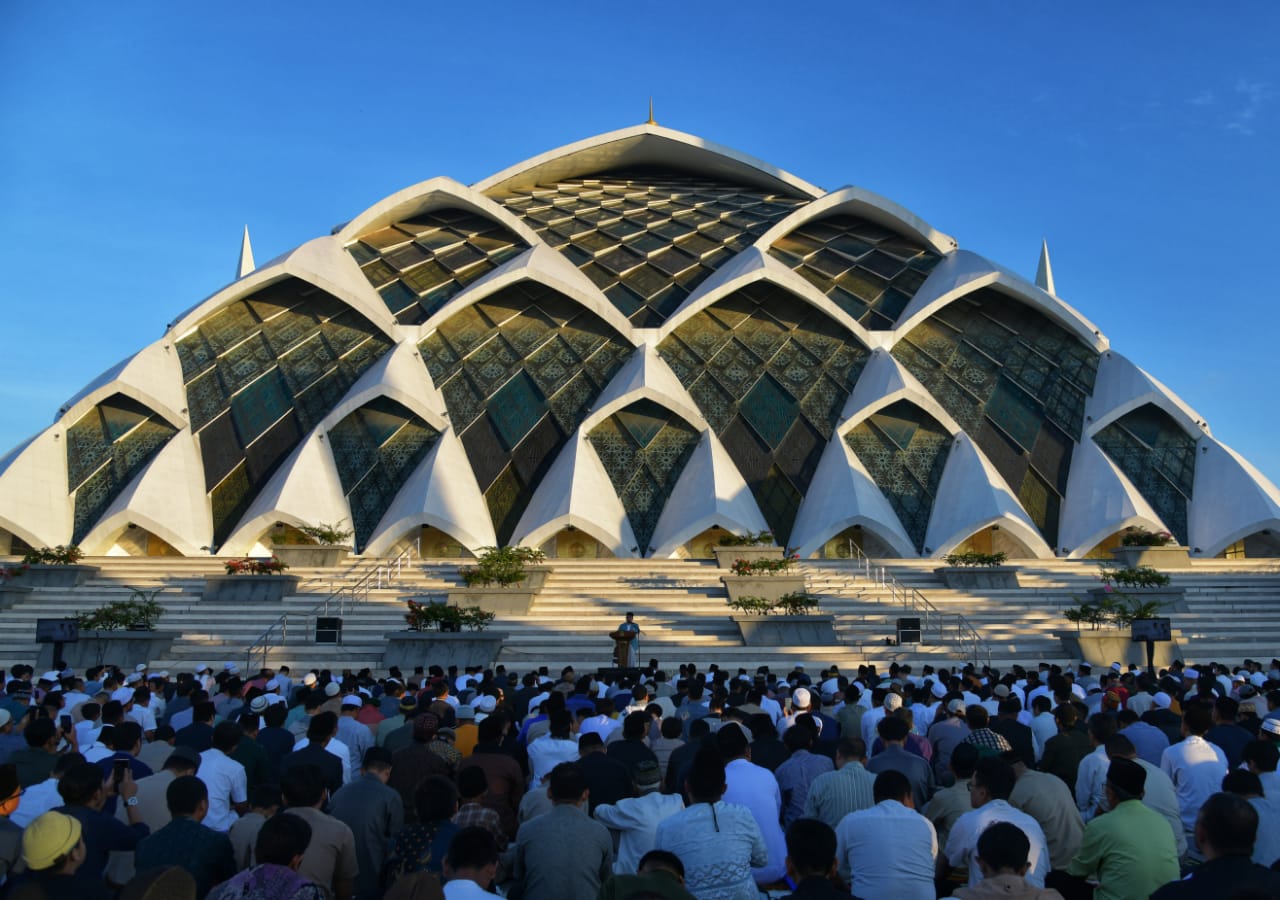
left=1093, top=403, right=1196, bottom=544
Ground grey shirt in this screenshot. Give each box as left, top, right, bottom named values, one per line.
left=328, top=774, right=404, bottom=899
left=512, top=803, right=612, bottom=900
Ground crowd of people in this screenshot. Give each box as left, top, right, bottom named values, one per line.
left=0, top=653, right=1277, bottom=899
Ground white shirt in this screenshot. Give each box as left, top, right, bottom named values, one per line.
left=861, top=707, right=887, bottom=749
left=10, top=777, right=61, bottom=827
left=835, top=799, right=936, bottom=900
left=526, top=735, right=579, bottom=786
left=578, top=715, right=621, bottom=743
left=292, top=736, right=353, bottom=785
left=197, top=747, right=247, bottom=831
left=1160, top=735, right=1228, bottom=838
left=724, top=757, right=786, bottom=884
left=946, top=799, right=1050, bottom=888
left=1030, top=712, right=1057, bottom=762
left=759, top=696, right=782, bottom=726
left=1075, top=745, right=1110, bottom=819
left=593, top=791, right=687, bottom=873
left=127, top=703, right=157, bottom=733
left=443, top=878, right=503, bottom=900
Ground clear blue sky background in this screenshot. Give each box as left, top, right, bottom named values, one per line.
left=2, top=4, right=1278, bottom=486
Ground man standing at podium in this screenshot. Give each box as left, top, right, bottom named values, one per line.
left=612, top=612, right=641, bottom=668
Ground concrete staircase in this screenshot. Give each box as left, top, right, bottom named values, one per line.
left=1, top=555, right=1278, bottom=675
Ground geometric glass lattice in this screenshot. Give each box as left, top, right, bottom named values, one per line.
left=326, top=397, right=441, bottom=551
left=844, top=400, right=951, bottom=553
left=175, top=277, right=395, bottom=546
left=586, top=399, right=700, bottom=555
left=657, top=283, right=870, bottom=544
left=768, top=214, right=943, bottom=329
left=1093, top=403, right=1197, bottom=545
left=65, top=393, right=178, bottom=543
left=419, top=282, right=635, bottom=544
left=345, top=209, right=527, bottom=326
left=890, top=288, right=1101, bottom=549
left=491, top=168, right=809, bottom=328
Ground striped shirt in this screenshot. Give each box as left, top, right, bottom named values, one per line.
left=801, top=760, right=876, bottom=829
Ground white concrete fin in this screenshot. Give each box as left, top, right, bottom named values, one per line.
left=220, top=432, right=351, bottom=555
left=319, top=341, right=447, bottom=432
left=1084, top=351, right=1206, bottom=438
left=1035, top=239, right=1055, bottom=295
left=649, top=431, right=770, bottom=557
left=513, top=431, right=635, bottom=554
left=924, top=434, right=1053, bottom=558
left=57, top=339, right=188, bottom=433
left=238, top=226, right=255, bottom=279
left=1058, top=438, right=1165, bottom=558
left=752, top=185, right=957, bottom=256
left=837, top=351, right=968, bottom=441
left=0, top=427, right=71, bottom=547
left=1189, top=437, right=1280, bottom=557
left=473, top=124, right=822, bottom=199
left=581, top=344, right=708, bottom=434
left=363, top=431, right=496, bottom=556
left=80, top=430, right=212, bottom=556
left=791, top=434, right=916, bottom=558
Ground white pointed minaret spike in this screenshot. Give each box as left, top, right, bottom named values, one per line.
left=237, top=225, right=256, bottom=279
left=1035, top=238, right=1055, bottom=295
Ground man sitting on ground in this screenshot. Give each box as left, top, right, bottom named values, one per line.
left=952, top=821, right=1064, bottom=900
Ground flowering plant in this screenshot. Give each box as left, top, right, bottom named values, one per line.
left=729, top=555, right=797, bottom=576
left=22, top=545, right=84, bottom=565
left=0, top=564, right=27, bottom=583
left=224, top=556, right=289, bottom=575
left=1120, top=526, right=1175, bottom=547
left=718, top=530, right=776, bottom=547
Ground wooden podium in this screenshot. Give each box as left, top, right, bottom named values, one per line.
left=609, top=629, right=633, bottom=668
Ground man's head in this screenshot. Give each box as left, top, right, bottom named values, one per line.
left=457, top=765, right=488, bottom=803
left=248, top=783, right=282, bottom=816
left=280, top=764, right=327, bottom=810
left=257, top=813, right=312, bottom=869
left=21, top=811, right=84, bottom=875
left=362, top=746, right=393, bottom=782
left=414, top=776, right=458, bottom=823
left=686, top=746, right=726, bottom=804
left=1088, top=713, right=1118, bottom=748
left=112, top=721, right=143, bottom=755
left=1194, top=792, right=1259, bottom=861
left=1182, top=700, right=1213, bottom=737
left=974, top=821, right=1033, bottom=879
left=970, top=757, right=1016, bottom=807
left=212, top=721, right=242, bottom=755
left=547, top=762, right=588, bottom=806
left=57, top=763, right=107, bottom=809
left=307, top=711, right=339, bottom=744
left=950, top=742, right=980, bottom=780
left=873, top=769, right=913, bottom=808
left=444, top=826, right=500, bottom=882
left=784, top=817, right=837, bottom=882
left=835, top=738, right=866, bottom=768
left=1104, top=757, right=1146, bottom=807
left=715, top=722, right=751, bottom=761
left=637, top=849, right=686, bottom=885
left=876, top=715, right=909, bottom=745
left=165, top=774, right=209, bottom=821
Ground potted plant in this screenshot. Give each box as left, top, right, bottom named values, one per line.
left=726, top=589, right=837, bottom=645
left=1110, top=526, right=1191, bottom=569
left=384, top=598, right=508, bottom=670
left=270, top=521, right=354, bottom=568
left=42, top=588, right=176, bottom=669
left=720, top=554, right=806, bottom=605
left=1057, top=565, right=1184, bottom=666
left=935, top=551, right=1020, bottom=589
left=711, top=531, right=785, bottom=568
left=19, top=545, right=99, bottom=588
left=202, top=556, right=301, bottom=603
left=0, top=564, right=30, bottom=609
left=448, top=546, right=549, bottom=615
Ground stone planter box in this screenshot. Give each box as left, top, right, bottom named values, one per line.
left=1110, top=545, right=1192, bottom=569
left=21, top=565, right=99, bottom=588
left=732, top=615, right=837, bottom=646
left=935, top=566, right=1021, bottom=590
left=202, top=574, right=301, bottom=602
left=37, top=630, right=177, bottom=670
left=1085, top=587, right=1189, bottom=614
left=1058, top=630, right=1182, bottom=668
left=720, top=574, right=806, bottom=604
left=0, top=585, right=33, bottom=609
left=712, top=546, right=786, bottom=569
left=382, top=630, right=509, bottom=670
left=270, top=545, right=351, bottom=568
left=446, top=588, right=537, bottom=615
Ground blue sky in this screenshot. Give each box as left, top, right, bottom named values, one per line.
left=2, top=3, right=1278, bottom=486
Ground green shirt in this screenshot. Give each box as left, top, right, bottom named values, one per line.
left=1066, top=798, right=1179, bottom=900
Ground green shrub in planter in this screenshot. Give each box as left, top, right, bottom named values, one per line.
left=76, top=589, right=164, bottom=631
left=405, top=599, right=496, bottom=632
left=718, top=531, right=776, bottom=547
left=1119, top=526, right=1174, bottom=547
left=22, top=545, right=84, bottom=566
left=460, top=546, right=546, bottom=587
left=942, top=551, right=1007, bottom=568
left=287, top=521, right=354, bottom=545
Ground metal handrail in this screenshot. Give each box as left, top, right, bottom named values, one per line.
left=244, top=540, right=419, bottom=671
left=846, top=545, right=994, bottom=668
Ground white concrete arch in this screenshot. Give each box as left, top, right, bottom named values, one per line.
left=1058, top=438, right=1168, bottom=558
left=791, top=432, right=917, bottom=559
left=752, top=185, right=957, bottom=256
left=414, top=245, right=638, bottom=351
left=512, top=431, right=636, bottom=556
left=656, top=248, right=877, bottom=351
left=1084, top=351, right=1207, bottom=439
left=316, top=341, right=448, bottom=435
left=56, top=340, right=188, bottom=436
left=363, top=432, right=496, bottom=557
left=924, top=434, right=1054, bottom=559
left=649, top=431, right=770, bottom=558
left=0, top=428, right=71, bottom=548
left=78, top=430, right=212, bottom=556
left=1190, top=436, right=1280, bottom=557
left=888, top=250, right=1107, bottom=353
left=836, top=350, right=967, bottom=441
left=473, top=123, right=822, bottom=200
left=334, top=176, right=545, bottom=248
left=578, top=343, right=710, bottom=436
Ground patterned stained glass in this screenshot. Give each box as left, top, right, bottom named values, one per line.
left=844, top=401, right=951, bottom=553
left=326, top=397, right=441, bottom=551
left=419, top=281, right=635, bottom=544
left=66, top=393, right=178, bottom=542
left=656, top=283, right=870, bottom=544
left=1093, top=403, right=1197, bottom=545
left=768, top=214, right=942, bottom=329
left=586, top=399, right=700, bottom=554
left=890, top=287, right=1100, bottom=548
left=491, top=169, right=809, bottom=328
left=175, top=277, right=395, bottom=545
left=345, top=210, right=527, bottom=326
